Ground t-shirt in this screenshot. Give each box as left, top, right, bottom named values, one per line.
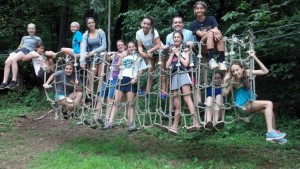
left=21, top=35, right=42, bottom=51
left=166, top=29, right=196, bottom=47
left=136, top=29, right=160, bottom=51
left=54, top=70, right=82, bottom=95
left=190, top=16, right=219, bottom=41
left=121, top=54, right=147, bottom=78
left=72, top=31, right=83, bottom=54
left=30, top=51, right=44, bottom=76
left=206, top=86, right=222, bottom=97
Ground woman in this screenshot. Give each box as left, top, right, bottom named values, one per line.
left=190, top=1, right=226, bottom=70
left=136, top=16, right=167, bottom=99
left=165, top=31, right=200, bottom=134
left=43, top=62, right=83, bottom=114
left=222, top=52, right=287, bottom=144
left=103, top=41, right=147, bottom=132
left=0, top=23, right=42, bottom=89
left=80, top=17, right=107, bottom=94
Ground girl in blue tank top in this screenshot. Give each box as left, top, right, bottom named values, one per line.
left=222, top=51, right=287, bottom=144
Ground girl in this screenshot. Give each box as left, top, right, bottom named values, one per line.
left=136, top=16, right=167, bottom=99
left=91, top=40, right=126, bottom=128
left=43, top=62, right=83, bottom=114
left=190, top=1, right=226, bottom=70
left=22, top=42, right=55, bottom=79
left=205, top=71, right=224, bottom=129
left=0, top=23, right=42, bottom=89
left=103, top=41, right=147, bottom=132
left=165, top=31, right=200, bottom=134
left=222, top=52, right=287, bottom=144
left=80, top=17, right=107, bottom=93
left=61, top=22, right=83, bottom=56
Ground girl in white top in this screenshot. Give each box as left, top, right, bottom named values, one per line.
left=136, top=16, right=167, bottom=99
left=103, top=41, right=147, bottom=131
left=22, top=42, right=55, bottom=78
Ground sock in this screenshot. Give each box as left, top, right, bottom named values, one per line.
left=208, top=48, right=215, bottom=60
left=218, top=51, right=225, bottom=62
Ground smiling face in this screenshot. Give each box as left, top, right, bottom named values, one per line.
left=194, top=3, right=206, bottom=17
left=127, top=42, right=136, bottom=53
left=231, top=64, right=245, bottom=79
left=116, top=41, right=126, bottom=52
left=172, top=17, right=184, bottom=31
left=36, top=45, right=45, bottom=55
left=86, top=18, right=96, bottom=31
left=214, top=73, right=222, bottom=86
left=70, top=23, right=79, bottom=33
left=141, top=18, right=152, bottom=34
left=65, top=64, right=74, bottom=76
left=173, top=32, right=183, bottom=47
left=27, top=24, right=36, bottom=36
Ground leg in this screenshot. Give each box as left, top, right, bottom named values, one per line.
left=96, top=63, right=103, bottom=92
left=126, top=92, right=136, bottom=124
left=108, top=90, right=124, bottom=124
left=68, top=91, right=83, bottom=111
left=11, top=52, right=25, bottom=82
left=160, top=57, right=166, bottom=93
left=214, top=94, right=223, bottom=123
left=146, top=58, right=156, bottom=92
left=61, top=47, right=74, bottom=56
left=171, top=90, right=180, bottom=131
left=181, top=85, right=198, bottom=125
left=205, top=96, right=213, bottom=122
left=2, top=53, right=15, bottom=83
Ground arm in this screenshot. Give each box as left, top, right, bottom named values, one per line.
left=137, top=40, right=148, bottom=58
left=222, top=72, right=231, bottom=96
left=43, top=73, right=55, bottom=88
left=180, top=49, right=190, bottom=67
left=147, top=37, right=161, bottom=54
left=166, top=49, right=175, bottom=68
left=79, top=32, right=88, bottom=66
left=247, top=52, right=269, bottom=75
left=22, top=52, right=39, bottom=62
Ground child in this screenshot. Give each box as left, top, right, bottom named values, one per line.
left=165, top=31, right=200, bottom=134
left=0, top=23, right=42, bottom=89
left=61, top=22, right=83, bottom=56
left=22, top=42, right=55, bottom=78
left=190, top=1, right=226, bottom=70
left=103, top=41, right=147, bottom=132
left=222, top=52, right=287, bottom=144
left=204, top=71, right=224, bottom=129
left=136, top=16, right=167, bottom=99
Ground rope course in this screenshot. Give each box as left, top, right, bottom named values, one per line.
left=40, top=28, right=265, bottom=133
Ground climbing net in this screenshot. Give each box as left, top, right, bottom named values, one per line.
left=42, top=30, right=258, bottom=131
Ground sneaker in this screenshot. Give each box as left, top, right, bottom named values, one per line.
left=160, top=91, right=167, bottom=100
left=102, top=122, right=113, bottom=130
left=273, top=138, right=288, bottom=145
left=0, top=83, right=8, bottom=90
left=197, top=102, right=206, bottom=107
left=266, top=130, right=286, bottom=141
left=209, top=58, right=219, bottom=69
left=219, top=61, right=227, bottom=71
left=205, top=121, right=214, bottom=129
left=128, top=123, right=137, bottom=132
left=215, top=121, right=225, bottom=129
left=7, top=81, right=18, bottom=89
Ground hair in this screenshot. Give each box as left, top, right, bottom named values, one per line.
left=173, top=30, right=184, bottom=42
left=193, top=1, right=207, bottom=9
left=142, top=16, right=155, bottom=40
left=36, top=41, right=44, bottom=49
left=27, top=23, right=36, bottom=29
left=215, top=71, right=223, bottom=79
left=71, top=22, right=80, bottom=28
left=172, top=16, right=184, bottom=23
left=116, top=40, right=126, bottom=46
left=65, top=62, right=74, bottom=71
left=230, top=61, right=250, bottom=89
left=127, top=41, right=136, bottom=47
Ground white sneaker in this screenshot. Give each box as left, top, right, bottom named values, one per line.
left=209, top=58, right=219, bottom=69
left=219, top=61, right=227, bottom=71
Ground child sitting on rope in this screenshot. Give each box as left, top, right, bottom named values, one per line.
left=43, top=62, right=83, bottom=118
left=91, top=40, right=126, bottom=128
left=222, top=51, right=287, bottom=144
left=22, top=42, right=55, bottom=79
left=103, top=41, right=147, bottom=132
left=204, top=71, right=224, bottom=129
left=0, top=23, right=42, bottom=90
left=164, top=31, right=201, bottom=135
left=190, top=1, right=227, bottom=71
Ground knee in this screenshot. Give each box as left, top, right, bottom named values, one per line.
left=266, top=101, right=273, bottom=109
left=5, top=60, right=11, bottom=66
left=207, top=31, right=214, bottom=39
left=174, top=100, right=180, bottom=109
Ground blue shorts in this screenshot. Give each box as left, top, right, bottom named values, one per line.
left=117, top=77, right=137, bottom=93
left=86, top=54, right=104, bottom=64
left=54, top=94, right=66, bottom=101
left=206, top=87, right=222, bottom=97
left=100, top=78, right=118, bottom=99
left=14, top=47, right=30, bottom=55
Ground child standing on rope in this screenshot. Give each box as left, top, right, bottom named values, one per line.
left=103, top=41, right=147, bottom=132
left=91, top=40, right=126, bottom=128
left=204, top=71, right=224, bottom=129
left=222, top=52, right=287, bottom=144
left=165, top=31, right=201, bottom=134
left=190, top=1, right=227, bottom=70
left=0, top=23, right=42, bottom=90
left=80, top=17, right=107, bottom=95
left=43, top=62, right=83, bottom=116
left=136, top=16, right=167, bottom=99
left=22, top=42, right=55, bottom=79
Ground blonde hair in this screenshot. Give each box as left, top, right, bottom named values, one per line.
left=71, top=22, right=80, bottom=29
left=27, top=23, right=36, bottom=29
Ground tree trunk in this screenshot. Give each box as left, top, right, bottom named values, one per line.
left=57, top=0, right=70, bottom=50
left=112, top=0, right=129, bottom=50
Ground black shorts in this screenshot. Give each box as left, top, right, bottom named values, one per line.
left=117, top=77, right=137, bottom=93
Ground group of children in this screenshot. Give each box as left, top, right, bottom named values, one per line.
left=0, top=1, right=286, bottom=144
